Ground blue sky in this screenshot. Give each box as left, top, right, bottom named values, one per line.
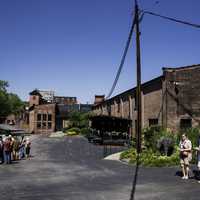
left=0, top=0, right=199, bottom=103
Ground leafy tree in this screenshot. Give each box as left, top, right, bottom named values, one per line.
left=0, top=80, right=9, bottom=92
left=68, top=111, right=90, bottom=129
left=0, top=80, right=24, bottom=117
left=0, top=80, right=10, bottom=117
left=8, top=93, right=24, bottom=115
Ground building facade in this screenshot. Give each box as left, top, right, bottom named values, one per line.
left=92, top=64, right=200, bottom=135
left=28, top=89, right=91, bottom=134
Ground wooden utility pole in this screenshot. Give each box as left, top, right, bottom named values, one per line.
left=135, top=0, right=142, bottom=154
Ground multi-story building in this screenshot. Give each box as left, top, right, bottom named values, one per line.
left=92, top=64, right=200, bottom=136
left=28, top=89, right=91, bottom=134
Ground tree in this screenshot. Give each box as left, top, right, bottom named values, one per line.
left=68, top=111, right=90, bottom=128
left=0, top=80, right=10, bottom=117
left=0, top=80, right=9, bottom=92
left=8, top=93, right=24, bottom=115
left=0, top=80, right=24, bottom=118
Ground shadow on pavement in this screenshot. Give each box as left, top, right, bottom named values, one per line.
left=129, top=154, right=140, bottom=200
left=175, top=170, right=182, bottom=177
left=193, top=170, right=200, bottom=180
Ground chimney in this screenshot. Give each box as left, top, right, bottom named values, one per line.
left=94, top=95, right=105, bottom=105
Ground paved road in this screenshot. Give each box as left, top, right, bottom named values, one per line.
left=0, top=135, right=200, bottom=200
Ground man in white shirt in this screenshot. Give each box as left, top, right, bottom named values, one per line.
left=179, top=134, right=192, bottom=180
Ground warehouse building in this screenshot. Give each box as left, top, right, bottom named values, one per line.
left=92, top=64, right=200, bottom=136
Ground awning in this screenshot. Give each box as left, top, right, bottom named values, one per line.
left=0, top=124, right=26, bottom=136
left=89, top=115, right=131, bottom=132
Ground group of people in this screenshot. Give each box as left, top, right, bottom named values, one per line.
left=179, top=133, right=200, bottom=182
left=0, top=135, right=31, bottom=164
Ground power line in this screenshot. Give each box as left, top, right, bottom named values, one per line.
left=106, top=14, right=136, bottom=99
left=141, top=10, right=200, bottom=28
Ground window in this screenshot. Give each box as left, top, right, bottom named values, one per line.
left=107, top=104, right=111, bottom=116
left=149, top=119, right=158, bottom=127
left=134, top=93, right=137, bottom=111
left=37, top=114, right=42, bottom=130
left=37, top=114, right=42, bottom=121
left=37, top=113, right=52, bottom=130
left=117, top=102, right=120, bottom=113
left=48, top=114, right=52, bottom=121
left=42, top=122, right=47, bottom=129
left=48, top=122, right=52, bottom=129
left=43, top=114, right=47, bottom=121
left=37, top=122, right=41, bottom=129
left=180, top=119, right=192, bottom=130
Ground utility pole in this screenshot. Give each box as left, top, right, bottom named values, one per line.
left=135, top=0, right=142, bottom=154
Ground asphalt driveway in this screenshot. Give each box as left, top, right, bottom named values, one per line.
left=0, top=135, right=199, bottom=200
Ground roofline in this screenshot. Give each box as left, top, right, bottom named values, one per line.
left=29, top=89, right=42, bottom=96
left=54, top=96, right=77, bottom=98
left=94, top=75, right=163, bottom=107
left=163, top=64, right=200, bottom=71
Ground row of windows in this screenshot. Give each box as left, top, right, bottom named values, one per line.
left=37, top=114, right=52, bottom=122
left=37, top=122, right=52, bottom=129
left=37, top=114, right=52, bottom=130
left=148, top=118, right=192, bottom=129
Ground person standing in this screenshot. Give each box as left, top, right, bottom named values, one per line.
left=0, top=136, right=4, bottom=164
left=4, top=137, right=12, bottom=164
left=25, top=138, right=31, bottom=159
left=179, top=134, right=192, bottom=180
left=194, top=134, right=200, bottom=183
left=19, top=139, right=26, bottom=159
left=13, top=137, right=20, bottom=161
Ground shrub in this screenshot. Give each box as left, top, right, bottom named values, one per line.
left=120, top=148, right=137, bottom=161
left=66, top=131, right=79, bottom=136
left=157, top=137, right=174, bottom=156
left=67, top=127, right=81, bottom=134
left=120, top=147, right=180, bottom=167
left=185, top=128, right=199, bottom=147
left=143, top=126, right=177, bottom=155
left=80, top=127, right=91, bottom=136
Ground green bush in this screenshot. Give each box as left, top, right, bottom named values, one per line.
left=66, top=131, right=79, bottom=136
left=185, top=128, right=199, bottom=147
left=120, top=148, right=137, bottom=160
left=120, top=127, right=200, bottom=167
left=62, top=127, right=69, bottom=133
left=143, top=126, right=177, bottom=155
left=80, top=127, right=91, bottom=136
left=67, top=127, right=81, bottom=134
left=63, top=127, right=81, bottom=135
left=120, top=147, right=180, bottom=167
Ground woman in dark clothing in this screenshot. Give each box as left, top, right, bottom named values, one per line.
left=0, top=136, right=4, bottom=164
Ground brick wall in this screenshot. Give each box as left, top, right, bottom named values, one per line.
left=29, top=104, right=55, bottom=134
left=163, top=65, right=200, bottom=131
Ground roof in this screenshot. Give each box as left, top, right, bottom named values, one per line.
left=0, top=124, right=26, bottom=135
left=163, top=64, right=200, bottom=71
left=29, top=89, right=42, bottom=96
left=54, top=96, right=77, bottom=99
left=0, top=124, right=22, bottom=131
left=90, top=115, right=131, bottom=122
left=94, top=75, right=163, bottom=107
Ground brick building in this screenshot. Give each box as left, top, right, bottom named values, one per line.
left=28, top=89, right=91, bottom=134
left=92, top=64, right=200, bottom=135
